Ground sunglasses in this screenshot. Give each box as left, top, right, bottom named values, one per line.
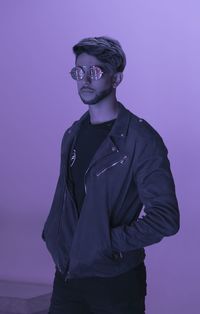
left=70, top=65, right=105, bottom=81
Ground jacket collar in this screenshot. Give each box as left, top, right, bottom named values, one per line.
left=66, top=101, right=132, bottom=171
left=68, top=101, right=131, bottom=141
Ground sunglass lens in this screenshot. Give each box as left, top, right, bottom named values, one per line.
left=90, top=66, right=103, bottom=80
left=70, top=67, right=84, bottom=80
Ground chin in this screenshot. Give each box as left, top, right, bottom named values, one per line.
left=79, top=95, right=98, bottom=105
left=79, top=87, right=113, bottom=105
left=81, top=99, right=98, bottom=105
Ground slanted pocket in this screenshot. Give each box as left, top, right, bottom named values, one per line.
left=96, top=155, right=128, bottom=177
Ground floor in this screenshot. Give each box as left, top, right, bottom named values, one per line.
left=0, top=280, right=52, bottom=314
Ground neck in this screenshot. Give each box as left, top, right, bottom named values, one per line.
left=88, top=93, right=120, bottom=124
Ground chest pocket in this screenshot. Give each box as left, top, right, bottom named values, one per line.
left=95, top=154, right=128, bottom=177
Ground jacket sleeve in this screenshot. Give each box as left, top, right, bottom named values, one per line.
left=111, top=124, right=180, bottom=252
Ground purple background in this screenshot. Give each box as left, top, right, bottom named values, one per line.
left=0, top=1, right=199, bottom=313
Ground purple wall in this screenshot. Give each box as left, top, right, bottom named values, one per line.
left=0, top=1, right=199, bottom=313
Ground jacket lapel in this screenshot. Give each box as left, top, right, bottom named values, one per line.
left=66, top=101, right=131, bottom=173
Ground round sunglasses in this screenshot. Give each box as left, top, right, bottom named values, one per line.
left=70, top=65, right=105, bottom=81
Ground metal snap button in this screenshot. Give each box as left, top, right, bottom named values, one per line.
left=112, top=251, right=120, bottom=260
left=112, top=251, right=124, bottom=260
left=112, top=252, right=118, bottom=259
left=119, top=251, right=123, bottom=259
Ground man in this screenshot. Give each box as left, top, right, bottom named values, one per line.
left=42, top=36, right=180, bottom=314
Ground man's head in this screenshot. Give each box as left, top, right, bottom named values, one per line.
left=71, top=36, right=126, bottom=105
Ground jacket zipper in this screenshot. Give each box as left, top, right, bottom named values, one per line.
left=84, top=166, right=90, bottom=194
left=62, top=184, right=78, bottom=283
left=57, top=169, right=78, bottom=280
left=96, top=155, right=128, bottom=177
left=63, top=167, right=89, bottom=282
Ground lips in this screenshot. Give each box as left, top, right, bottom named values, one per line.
left=81, top=88, right=94, bottom=92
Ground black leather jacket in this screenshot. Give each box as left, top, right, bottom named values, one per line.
left=41, top=101, right=180, bottom=282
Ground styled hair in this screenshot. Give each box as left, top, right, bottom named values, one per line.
left=72, top=36, right=126, bottom=73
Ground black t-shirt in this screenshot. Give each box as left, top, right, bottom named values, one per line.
left=69, top=115, right=116, bottom=215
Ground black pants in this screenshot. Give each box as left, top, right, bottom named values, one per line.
left=48, top=262, right=147, bottom=314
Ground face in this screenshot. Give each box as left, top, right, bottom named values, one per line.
left=75, top=53, right=115, bottom=105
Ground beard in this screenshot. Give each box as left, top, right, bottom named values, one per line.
left=79, top=86, right=113, bottom=105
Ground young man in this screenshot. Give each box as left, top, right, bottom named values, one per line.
left=42, top=36, right=180, bottom=314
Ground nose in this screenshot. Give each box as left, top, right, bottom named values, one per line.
left=82, top=70, right=91, bottom=84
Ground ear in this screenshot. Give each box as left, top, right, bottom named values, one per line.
left=112, top=72, right=123, bottom=88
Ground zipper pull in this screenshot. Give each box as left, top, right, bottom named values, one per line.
left=64, top=270, right=71, bottom=283
left=70, top=149, right=76, bottom=167
left=120, top=155, right=128, bottom=164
